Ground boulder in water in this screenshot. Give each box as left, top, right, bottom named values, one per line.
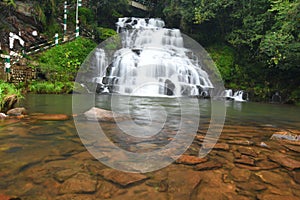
left=84, top=107, right=128, bottom=122
left=7, top=107, right=27, bottom=116
left=0, top=113, right=7, bottom=119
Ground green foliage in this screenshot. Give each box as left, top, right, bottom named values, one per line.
left=95, top=27, right=117, bottom=41
left=0, top=81, right=23, bottom=111
left=207, top=44, right=235, bottom=83
left=28, top=81, right=74, bottom=94
left=37, top=37, right=96, bottom=82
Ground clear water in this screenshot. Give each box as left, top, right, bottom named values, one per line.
left=0, top=94, right=299, bottom=199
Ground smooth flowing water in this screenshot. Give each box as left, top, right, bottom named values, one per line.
left=81, top=18, right=216, bottom=97
left=0, top=94, right=299, bottom=199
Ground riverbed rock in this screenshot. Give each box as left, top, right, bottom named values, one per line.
left=230, top=168, right=251, bottom=182
left=268, top=153, right=300, bottom=170
left=256, top=171, right=290, bottom=187
left=234, top=155, right=255, bottom=166
left=30, top=114, right=69, bottom=121
left=228, top=140, right=254, bottom=146
left=202, top=143, right=230, bottom=151
left=168, top=170, right=202, bottom=199
left=284, top=144, right=300, bottom=153
left=237, top=147, right=258, bottom=157
left=194, top=160, right=222, bottom=171
left=256, top=159, right=280, bottom=170
left=99, top=168, right=148, bottom=187
left=54, top=169, right=79, bottom=183
left=175, top=155, right=208, bottom=165
left=84, top=107, right=128, bottom=122
left=257, top=194, right=299, bottom=200
left=236, top=181, right=267, bottom=191
left=7, top=107, right=26, bottom=116
left=58, top=173, right=97, bottom=194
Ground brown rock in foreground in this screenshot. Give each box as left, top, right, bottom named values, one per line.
left=230, top=168, right=251, bottom=182
left=257, top=194, right=299, bottom=200
left=291, top=171, right=300, bottom=184
left=168, top=170, right=202, bottom=199
left=268, top=153, right=300, bottom=170
left=100, top=169, right=148, bottom=187
left=237, top=147, right=258, bottom=157
left=175, top=155, right=208, bottom=165
left=202, top=143, right=230, bottom=151
left=194, top=161, right=222, bottom=171
left=58, top=173, right=97, bottom=194
left=234, top=155, right=255, bottom=166
left=31, top=113, right=69, bottom=121
left=256, top=171, right=290, bottom=187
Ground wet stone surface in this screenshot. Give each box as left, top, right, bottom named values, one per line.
left=0, top=118, right=299, bottom=200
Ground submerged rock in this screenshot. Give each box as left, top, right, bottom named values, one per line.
left=230, top=168, right=251, bottom=182
left=175, top=155, right=208, bottom=165
left=194, top=160, right=222, bottom=171
left=268, top=153, right=300, bottom=170
left=99, top=168, right=148, bottom=187
left=7, top=107, right=26, bottom=116
left=84, top=107, right=128, bottom=122
left=58, top=173, right=97, bottom=194
left=30, top=114, right=69, bottom=121
left=167, top=170, right=202, bottom=200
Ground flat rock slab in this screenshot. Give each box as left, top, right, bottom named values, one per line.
left=202, top=143, right=230, bottom=151
left=237, top=147, right=258, bottom=157
left=58, top=173, right=97, bottom=194
left=284, top=144, right=300, bottom=153
left=237, top=181, right=267, bottom=191
left=256, top=159, right=280, bottom=170
left=56, top=194, right=94, bottom=200
left=194, top=161, right=222, bottom=171
left=291, top=171, right=300, bottom=184
left=228, top=140, right=254, bottom=146
left=31, top=114, right=69, bottom=121
left=234, top=155, right=255, bottom=166
left=257, top=194, right=299, bottom=200
left=268, top=153, right=300, bottom=170
left=230, top=168, right=251, bottom=182
left=100, top=169, right=148, bottom=187
left=168, top=170, right=202, bottom=200
left=256, top=171, right=290, bottom=187
left=175, top=155, right=208, bottom=165
left=54, top=169, right=79, bottom=183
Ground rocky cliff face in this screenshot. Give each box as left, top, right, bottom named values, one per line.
left=0, top=1, right=46, bottom=53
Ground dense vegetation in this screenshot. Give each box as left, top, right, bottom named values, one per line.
left=0, top=0, right=299, bottom=103
left=28, top=37, right=96, bottom=93
left=152, top=0, right=300, bottom=102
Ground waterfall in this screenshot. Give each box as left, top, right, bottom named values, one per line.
left=223, top=89, right=248, bottom=102
left=96, top=17, right=214, bottom=97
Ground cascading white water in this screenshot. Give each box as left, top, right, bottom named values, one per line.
left=98, top=17, right=214, bottom=97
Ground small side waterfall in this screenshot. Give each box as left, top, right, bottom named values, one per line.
left=224, top=89, right=248, bottom=102
left=93, top=17, right=214, bottom=97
